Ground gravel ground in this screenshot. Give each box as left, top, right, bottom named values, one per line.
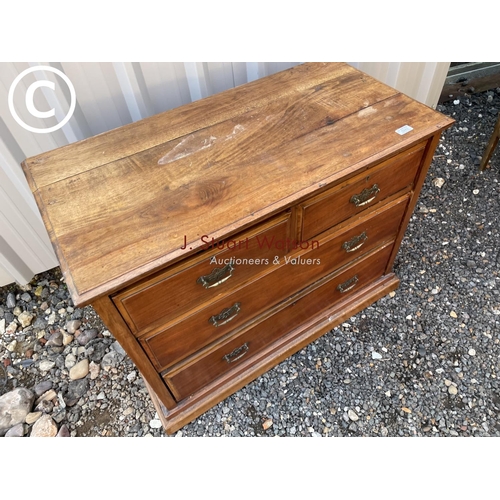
left=1, top=87, right=499, bottom=438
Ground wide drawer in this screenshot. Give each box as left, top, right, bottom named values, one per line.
left=141, top=194, right=409, bottom=371
left=299, top=141, right=426, bottom=241
left=164, top=242, right=395, bottom=401
left=113, top=212, right=291, bottom=334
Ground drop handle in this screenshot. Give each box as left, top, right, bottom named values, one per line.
left=223, top=343, right=249, bottom=363
left=209, top=302, right=241, bottom=327
left=342, top=231, right=368, bottom=253
left=337, top=275, right=359, bottom=293
left=350, top=184, right=380, bottom=207
left=197, top=263, right=234, bottom=288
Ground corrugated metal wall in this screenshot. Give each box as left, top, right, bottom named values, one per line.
left=0, top=61, right=450, bottom=287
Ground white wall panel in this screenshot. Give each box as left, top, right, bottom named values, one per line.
left=0, top=61, right=450, bottom=287
left=352, top=61, right=450, bottom=108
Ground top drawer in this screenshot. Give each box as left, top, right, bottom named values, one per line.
left=299, top=141, right=427, bottom=241
left=113, top=212, right=291, bottom=334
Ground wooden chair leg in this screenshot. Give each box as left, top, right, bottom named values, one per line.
left=480, top=112, right=500, bottom=171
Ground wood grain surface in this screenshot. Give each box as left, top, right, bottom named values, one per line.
left=142, top=194, right=409, bottom=371
left=20, top=62, right=456, bottom=433
left=113, top=213, right=291, bottom=334
left=22, top=62, right=454, bottom=308
left=164, top=242, right=395, bottom=401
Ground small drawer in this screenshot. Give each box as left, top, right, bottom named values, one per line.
left=299, top=141, right=426, bottom=241
left=163, top=242, right=395, bottom=401
left=141, top=194, right=409, bottom=371
left=113, top=212, right=291, bottom=334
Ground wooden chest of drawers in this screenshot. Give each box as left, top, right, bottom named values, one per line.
left=21, top=63, right=454, bottom=434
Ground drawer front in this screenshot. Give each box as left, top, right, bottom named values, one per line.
left=113, top=213, right=291, bottom=334
left=164, top=242, right=395, bottom=401
left=142, top=195, right=409, bottom=371
left=300, top=142, right=426, bottom=241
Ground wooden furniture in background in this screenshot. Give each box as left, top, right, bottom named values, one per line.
left=21, top=63, right=454, bottom=434
left=480, top=111, right=500, bottom=171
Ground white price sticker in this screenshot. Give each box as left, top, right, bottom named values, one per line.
left=395, top=125, right=413, bottom=135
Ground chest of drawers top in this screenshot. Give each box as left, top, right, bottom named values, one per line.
left=22, top=62, right=453, bottom=307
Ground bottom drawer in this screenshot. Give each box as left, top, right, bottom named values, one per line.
left=164, top=241, right=395, bottom=401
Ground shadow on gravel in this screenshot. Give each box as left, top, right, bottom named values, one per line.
left=75, top=408, right=112, bottom=436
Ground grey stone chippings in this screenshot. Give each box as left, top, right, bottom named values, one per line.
left=6, top=293, right=16, bottom=309
left=77, top=328, right=98, bottom=346
left=5, top=423, right=25, bottom=437
left=65, top=320, right=81, bottom=334
left=0, top=387, right=34, bottom=435
left=1, top=90, right=500, bottom=437
left=34, top=380, right=53, bottom=397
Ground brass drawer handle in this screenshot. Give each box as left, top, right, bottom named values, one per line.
left=197, top=263, right=234, bottom=289
left=337, top=275, right=359, bottom=293
left=209, top=302, right=241, bottom=327
left=342, top=231, right=367, bottom=252
left=350, top=184, right=380, bottom=207
left=223, top=342, right=249, bottom=363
